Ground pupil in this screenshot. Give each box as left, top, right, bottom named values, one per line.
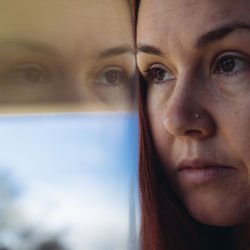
left=105, top=71, right=119, bottom=83
left=25, top=69, right=42, bottom=82
left=156, top=69, right=165, bottom=81
left=220, top=57, right=235, bottom=72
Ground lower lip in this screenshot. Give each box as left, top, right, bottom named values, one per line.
left=178, top=166, right=234, bottom=184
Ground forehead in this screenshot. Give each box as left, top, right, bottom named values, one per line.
left=0, top=0, right=131, bottom=28
left=137, top=0, right=250, bottom=48
left=0, top=0, right=133, bottom=56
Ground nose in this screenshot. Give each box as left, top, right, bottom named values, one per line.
left=163, top=82, right=215, bottom=139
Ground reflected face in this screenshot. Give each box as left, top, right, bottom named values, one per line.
left=0, top=0, right=135, bottom=111
left=137, top=0, right=250, bottom=226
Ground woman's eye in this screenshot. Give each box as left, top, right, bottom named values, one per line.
left=213, top=55, right=250, bottom=76
left=104, top=71, right=120, bottom=83
left=95, top=67, right=128, bottom=86
left=6, top=64, right=52, bottom=85
left=145, top=66, right=175, bottom=84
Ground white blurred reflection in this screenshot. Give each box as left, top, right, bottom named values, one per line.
left=0, top=113, right=140, bottom=250
left=0, top=0, right=136, bottom=112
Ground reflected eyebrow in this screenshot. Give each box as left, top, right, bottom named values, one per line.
left=136, top=44, right=164, bottom=56
left=0, top=39, right=60, bottom=56
left=196, top=22, right=250, bottom=48
left=98, top=45, right=135, bottom=58
left=0, top=40, right=135, bottom=60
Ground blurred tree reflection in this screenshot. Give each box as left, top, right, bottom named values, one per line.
left=34, top=239, right=67, bottom=250
left=0, top=170, right=19, bottom=230
left=0, top=169, right=68, bottom=250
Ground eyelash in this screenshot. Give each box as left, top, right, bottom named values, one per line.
left=144, top=64, right=175, bottom=84
left=142, top=52, right=250, bottom=85
left=212, top=52, right=250, bottom=77
left=5, top=63, right=53, bottom=85
left=94, top=66, right=130, bottom=87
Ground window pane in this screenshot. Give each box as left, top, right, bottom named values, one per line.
left=0, top=0, right=139, bottom=249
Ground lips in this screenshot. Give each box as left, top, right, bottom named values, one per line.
left=177, top=159, right=233, bottom=171
left=177, top=159, right=235, bottom=184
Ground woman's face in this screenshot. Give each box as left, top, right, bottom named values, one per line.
left=0, top=0, right=135, bottom=111
left=137, top=0, right=250, bottom=226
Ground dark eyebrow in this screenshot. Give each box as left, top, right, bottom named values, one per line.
left=136, top=44, right=164, bottom=56
left=196, top=22, right=250, bottom=48
left=98, top=45, right=135, bottom=58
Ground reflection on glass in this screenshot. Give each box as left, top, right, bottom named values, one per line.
left=0, top=0, right=136, bottom=113
left=0, top=0, right=139, bottom=250
left=0, top=113, right=140, bottom=250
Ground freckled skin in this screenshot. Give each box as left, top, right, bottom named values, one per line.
left=137, top=0, right=250, bottom=227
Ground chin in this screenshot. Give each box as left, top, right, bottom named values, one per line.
left=190, top=209, right=241, bottom=227
left=182, top=193, right=250, bottom=227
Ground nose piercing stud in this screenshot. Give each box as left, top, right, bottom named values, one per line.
left=163, top=119, right=168, bottom=128
left=195, top=113, right=200, bottom=119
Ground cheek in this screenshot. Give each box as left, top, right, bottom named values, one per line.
left=147, top=97, right=174, bottom=165
left=220, top=105, right=250, bottom=172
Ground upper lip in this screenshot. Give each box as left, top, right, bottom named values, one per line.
left=177, top=159, right=234, bottom=171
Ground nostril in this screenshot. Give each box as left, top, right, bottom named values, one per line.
left=185, top=129, right=202, bottom=137
left=163, top=109, right=215, bottom=138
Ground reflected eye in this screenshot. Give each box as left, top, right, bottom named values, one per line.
left=94, top=66, right=129, bottom=86
left=145, top=65, right=175, bottom=84
left=6, top=64, right=52, bottom=85
left=213, top=55, right=250, bottom=76
left=104, top=71, right=119, bottom=83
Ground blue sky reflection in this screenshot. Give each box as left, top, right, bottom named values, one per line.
left=0, top=112, right=139, bottom=250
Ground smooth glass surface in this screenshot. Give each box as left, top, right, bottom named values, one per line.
left=0, top=113, right=140, bottom=250
left=0, top=0, right=139, bottom=249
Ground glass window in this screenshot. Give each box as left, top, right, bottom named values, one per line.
left=0, top=1, right=139, bottom=249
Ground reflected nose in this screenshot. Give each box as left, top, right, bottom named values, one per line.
left=163, top=85, right=215, bottom=139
